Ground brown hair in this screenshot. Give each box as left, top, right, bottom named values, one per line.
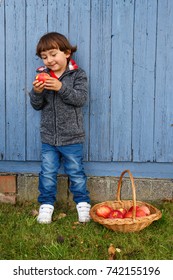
left=36, top=32, right=77, bottom=62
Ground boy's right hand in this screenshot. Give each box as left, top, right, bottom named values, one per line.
left=33, top=80, right=45, bottom=93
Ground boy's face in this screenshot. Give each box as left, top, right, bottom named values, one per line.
left=40, top=48, right=70, bottom=75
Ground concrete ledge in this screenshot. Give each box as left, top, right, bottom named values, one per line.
left=17, top=174, right=69, bottom=204
left=9, top=174, right=173, bottom=204
left=88, top=176, right=173, bottom=202
left=0, top=173, right=173, bottom=205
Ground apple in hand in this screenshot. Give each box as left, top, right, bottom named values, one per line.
left=108, top=210, right=124, bottom=219
left=35, top=73, right=50, bottom=83
left=96, top=205, right=112, bottom=218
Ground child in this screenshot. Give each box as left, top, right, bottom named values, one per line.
left=29, top=32, right=91, bottom=224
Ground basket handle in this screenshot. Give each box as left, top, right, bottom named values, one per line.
left=116, top=170, right=137, bottom=220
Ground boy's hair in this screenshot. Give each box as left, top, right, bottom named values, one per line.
left=36, top=32, right=77, bottom=62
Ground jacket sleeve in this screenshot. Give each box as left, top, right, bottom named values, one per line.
left=29, top=89, right=47, bottom=111
left=58, top=68, right=88, bottom=107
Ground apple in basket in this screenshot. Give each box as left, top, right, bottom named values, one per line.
left=124, top=207, right=146, bottom=218
left=96, top=205, right=112, bottom=218
left=124, top=211, right=133, bottom=218
left=138, top=205, right=150, bottom=216
left=128, top=205, right=140, bottom=212
left=108, top=210, right=124, bottom=219
left=117, top=208, right=127, bottom=217
left=123, top=206, right=138, bottom=218
left=128, top=205, right=150, bottom=216
left=136, top=209, right=147, bottom=217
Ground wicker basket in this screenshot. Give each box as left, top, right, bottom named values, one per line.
left=89, top=170, right=162, bottom=232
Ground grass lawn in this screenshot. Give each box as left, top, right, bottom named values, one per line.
left=0, top=200, right=172, bottom=260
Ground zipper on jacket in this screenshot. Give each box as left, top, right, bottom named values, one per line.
left=53, top=93, right=58, bottom=145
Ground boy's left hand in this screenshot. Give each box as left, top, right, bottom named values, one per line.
left=44, top=77, right=62, bottom=91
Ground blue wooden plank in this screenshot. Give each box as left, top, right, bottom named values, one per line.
left=89, top=0, right=112, bottom=161
left=0, top=161, right=172, bottom=179
left=0, top=1, right=5, bottom=161
left=5, top=0, right=26, bottom=160
left=132, top=0, right=157, bottom=162
left=111, top=0, right=134, bottom=161
left=26, top=0, right=48, bottom=160
left=154, top=0, right=173, bottom=162
left=69, top=0, right=91, bottom=161
left=48, top=0, right=69, bottom=36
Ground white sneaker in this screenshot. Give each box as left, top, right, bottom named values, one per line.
left=76, top=202, right=91, bottom=223
left=37, top=204, right=54, bottom=224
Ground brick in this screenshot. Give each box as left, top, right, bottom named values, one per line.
left=0, top=175, right=16, bottom=193
left=0, top=193, right=16, bottom=204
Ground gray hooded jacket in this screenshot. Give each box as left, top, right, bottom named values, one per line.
left=29, top=61, right=87, bottom=146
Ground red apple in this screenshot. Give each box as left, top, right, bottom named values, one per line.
left=136, top=209, right=146, bottom=217
left=138, top=205, right=150, bottom=216
left=117, top=208, right=127, bottom=217
left=124, top=206, right=139, bottom=219
left=124, top=209, right=146, bottom=218
left=108, top=210, right=124, bottom=219
left=35, top=73, right=50, bottom=83
left=128, top=205, right=140, bottom=212
left=96, top=205, right=112, bottom=218
left=124, top=211, right=133, bottom=218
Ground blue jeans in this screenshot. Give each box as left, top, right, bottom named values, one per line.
left=38, top=143, right=90, bottom=206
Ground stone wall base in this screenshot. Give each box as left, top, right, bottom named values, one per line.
left=0, top=173, right=172, bottom=206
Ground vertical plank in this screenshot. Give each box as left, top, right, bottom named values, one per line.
left=111, top=0, right=134, bottom=161
left=132, top=0, right=157, bottom=162
left=90, top=0, right=112, bottom=161
left=0, top=0, right=5, bottom=160
left=69, top=0, right=91, bottom=161
left=5, top=0, right=26, bottom=160
left=48, top=0, right=69, bottom=36
left=155, top=0, right=173, bottom=162
left=26, top=0, right=48, bottom=160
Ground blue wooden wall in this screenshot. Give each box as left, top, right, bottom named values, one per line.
left=0, top=0, right=173, bottom=178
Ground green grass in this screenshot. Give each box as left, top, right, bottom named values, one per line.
left=0, top=201, right=172, bottom=260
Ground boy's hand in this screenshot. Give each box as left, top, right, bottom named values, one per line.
left=33, top=77, right=62, bottom=93
left=33, top=80, right=45, bottom=93
left=44, top=77, right=62, bottom=91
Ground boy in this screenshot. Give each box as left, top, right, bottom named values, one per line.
left=29, top=32, right=91, bottom=224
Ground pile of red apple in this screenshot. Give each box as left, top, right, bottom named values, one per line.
left=95, top=204, right=150, bottom=219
